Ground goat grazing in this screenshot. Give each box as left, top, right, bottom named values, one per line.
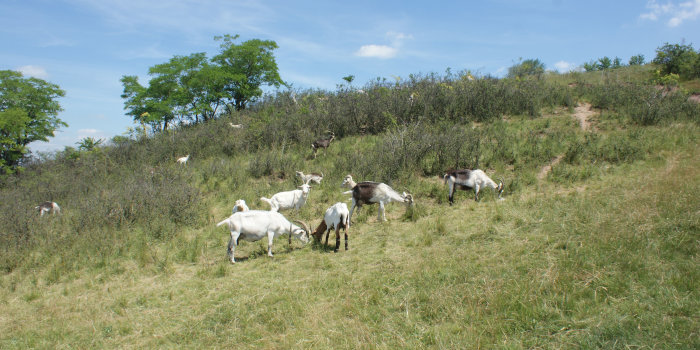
left=311, top=131, right=335, bottom=159
left=296, top=171, right=323, bottom=185
left=341, top=175, right=413, bottom=224
left=217, top=210, right=310, bottom=263
left=311, top=202, right=350, bottom=252
left=232, top=199, right=249, bottom=214
left=443, top=169, right=504, bottom=204
left=260, top=184, right=311, bottom=212
left=176, top=154, right=190, bottom=165
left=35, top=201, right=61, bottom=216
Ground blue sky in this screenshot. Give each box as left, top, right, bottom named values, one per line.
left=2, top=0, right=699, bottom=153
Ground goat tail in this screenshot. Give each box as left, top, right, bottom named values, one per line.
left=216, top=218, right=230, bottom=227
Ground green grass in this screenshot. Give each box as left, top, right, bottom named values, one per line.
left=0, top=73, right=698, bottom=348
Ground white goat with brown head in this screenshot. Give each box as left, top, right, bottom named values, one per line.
left=310, top=202, right=350, bottom=252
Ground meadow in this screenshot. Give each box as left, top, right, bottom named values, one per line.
left=0, top=67, right=698, bottom=348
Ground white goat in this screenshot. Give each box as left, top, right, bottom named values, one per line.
left=296, top=171, right=323, bottom=185
left=443, top=169, right=504, bottom=204
left=341, top=175, right=413, bottom=224
left=35, top=201, right=61, bottom=216
left=310, top=202, right=350, bottom=252
left=232, top=199, right=249, bottom=214
left=217, top=210, right=310, bottom=263
left=176, top=154, right=190, bottom=165
left=260, top=184, right=311, bottom=212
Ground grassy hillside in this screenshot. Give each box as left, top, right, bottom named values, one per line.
left=0, top=71, right=698, bottom=348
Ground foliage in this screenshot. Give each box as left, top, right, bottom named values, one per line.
left=629, top=54, right=645, bottom=66
left=507, top=58, right=545, bottom=79
left=212, top=34, right=286, bottom=111
left=76, top=137, right=104, bottom=152
left=120, top=34, right=285, bottom=131
left=652, top=42, right=700, bottom=80
left=0, top=70, right=66, bottom=174
left=1, top=66, right=699, bottom=348
left=598, top=56, right=612, bottom=70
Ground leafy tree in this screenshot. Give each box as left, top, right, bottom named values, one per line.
left=148, top=53, right=227, bottom=124
left=76, top=137, right=103, bottom=152
left=629, top=54, right=645, bottom=66
left=597, top=57, right=612, bottom=70
left=652, top=42, right=699, bottom=79
left=507, top=58, right=545, bottom=79
left=120, top=75, right=174, bottom=132
left=583, top=60, right=598, bottom=72
left=212, top=34, right=286, bottom=111
left=612, top=57, right=623, bottom=69
left=0, top=70, right=66, bottom=174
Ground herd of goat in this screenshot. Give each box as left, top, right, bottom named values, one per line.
left=35, top=132, right=505, bottom=264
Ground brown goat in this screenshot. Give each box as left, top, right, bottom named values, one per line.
left=311, top=132, right=335, bottom=159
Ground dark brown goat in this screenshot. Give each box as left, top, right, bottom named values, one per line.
left=311, top=132, right=335, bottom=159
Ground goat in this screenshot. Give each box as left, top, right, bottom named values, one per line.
left=311, top=132, right=335, bottom=159
left=260, top=184, right=311, bottom=212
left=443, top=169, right=504, bottom=204
left=341, top=175, right=413, bottom=224
left=232, top=199, right=249, bottom=214
left=296, top=171, right=323, bottom=185
left=176, top=154, right=190, bottom=165
left=311, top=202, right=350, bottom=252
left=35, top=201, right=61, bottom=216
left=217, top=210, right=310, bottom=263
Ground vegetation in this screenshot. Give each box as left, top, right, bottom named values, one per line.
left=0, top=43, right=699, bottom=348
left=652, top=42, right=700, bottom=80
left=0, top=70, right=66, bottom=175
left=507, top=58, right=545, bottom=79
left=120, top=34, right=285, bottom=132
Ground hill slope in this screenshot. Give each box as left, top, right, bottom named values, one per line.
left=1, top=75, right=698, bottom=348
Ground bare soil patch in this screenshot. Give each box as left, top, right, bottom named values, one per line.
left=689, top=93, right=700, bottom=104
left=538, top=155, right=563, bottom=180
left=573, top=102, right=596, bottom=131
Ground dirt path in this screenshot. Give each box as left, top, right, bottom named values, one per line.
left=538, top=155, right=563, bottom=180
left=538, top=103, right=598, bottom=180
left=573, top=102, right=595, bottom=131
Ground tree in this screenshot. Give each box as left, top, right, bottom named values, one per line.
left=629, top=54, right=645, bottom=66
left=597, top=57, right=612, bottom=70
left=76, top=137, right=103, bottom=152
left=212, top=34, right=286, bottom=111
left=652, top=42, right=699, bottom=79
left=612, top=57, right=623, bottom=69
left=0, top=70, right=66, bottom=174
left=120, top=75, right=174, bottom=132
left=507, top=58, right=545, bottom=79
left=583, top=60, right=598, bottom=72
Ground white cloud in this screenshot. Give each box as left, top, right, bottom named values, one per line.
left=355, top=45, right=398, bottom=59
left=387, top=31, right=413, bottom=47
left=16, top=65, right=49, bottom=79
left=355, top=31, right=412, bottom=59
left=554, top=61, right=575, bottom=73
left=640, top=0, right=700, bottom=27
